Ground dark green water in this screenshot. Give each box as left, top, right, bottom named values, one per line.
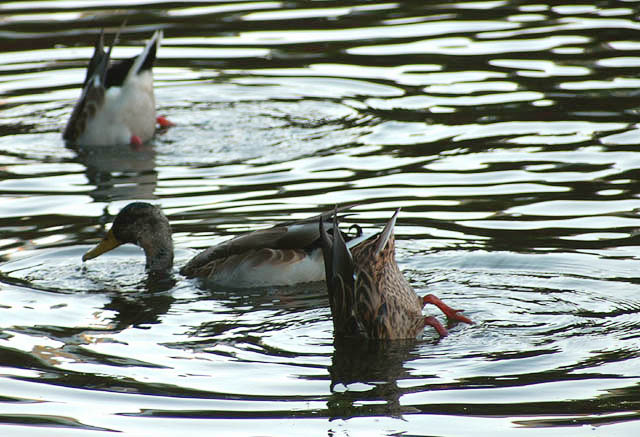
left=1, top=1, right=639, bottom=436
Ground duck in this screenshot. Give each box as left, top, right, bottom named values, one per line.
left=319, top=209, right=473, bottom=339
left=81, top=202, right=360, bottom=288
left=63, top=30, right=173, bottom=147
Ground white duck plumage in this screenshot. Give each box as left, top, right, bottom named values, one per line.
left=64, top=30, right=167, bottom=147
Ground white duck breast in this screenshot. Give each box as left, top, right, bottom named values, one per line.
left=64, top=30, right=162, bottom=147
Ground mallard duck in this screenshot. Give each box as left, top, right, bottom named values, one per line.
left=82, top=202, right=358, bottom=287
left=63, top=30, right=173, bottom=147
left=319, top=209, right=472, bottom=339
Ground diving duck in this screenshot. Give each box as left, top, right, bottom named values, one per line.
left=82, top=202, right=357, bottom=288
left=63, top=30, right=172, bottom=147
left=319, top=209, right=473, bottom=339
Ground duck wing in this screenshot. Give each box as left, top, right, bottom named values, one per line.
left=180, top=207, right=353, bottom=278
left=319, top=210, right=364, bottom=337
left=63, top=31, right=113, bottom=144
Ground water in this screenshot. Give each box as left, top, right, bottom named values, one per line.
left=1, top=0, right=640, bottom=435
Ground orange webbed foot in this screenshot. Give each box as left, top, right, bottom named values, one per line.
left=423, top=294, right=473, bottom=325
left=424, top=315, right=448, bottom=337
left=156, top=116, right=175, bottom=127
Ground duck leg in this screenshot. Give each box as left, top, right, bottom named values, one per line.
left=424, top=315, right=448, bottom=337
left=423, top=294, right=473, bottom=325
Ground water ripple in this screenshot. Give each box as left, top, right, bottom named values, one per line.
left=2, top=1, right=640, bottom=436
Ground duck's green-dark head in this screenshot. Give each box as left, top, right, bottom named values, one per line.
left=82, top=202, right=171, bottom=262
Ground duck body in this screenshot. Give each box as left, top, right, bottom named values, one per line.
left=82, top=202, right=357, bottom=288
left=75, top=69, right=156, bottom=146
left=320, top=210, right=472, bottom=340
left=179, top=229, right=328, bottom=288
left=64, top=30, right=165, bottom=147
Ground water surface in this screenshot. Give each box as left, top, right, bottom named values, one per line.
left=1, top=1, right=640, bottom=436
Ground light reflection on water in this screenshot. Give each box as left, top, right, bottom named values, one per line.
left=1, top=1, right=640, bottom=436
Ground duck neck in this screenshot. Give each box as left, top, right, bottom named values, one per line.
left=138, top=231, right=174, bottom=274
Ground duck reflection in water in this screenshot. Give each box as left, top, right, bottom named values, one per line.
left=103, top=288, right=175, bottom=331
left=73, top=143, right=159, bottom=202
left=328, top=337, right=423, bottom=419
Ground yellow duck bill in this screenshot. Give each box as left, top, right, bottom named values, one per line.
left=82, top=229, right=122, bottom=261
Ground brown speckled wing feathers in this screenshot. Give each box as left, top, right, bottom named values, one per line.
left=321, top=209, right=425, bottom=340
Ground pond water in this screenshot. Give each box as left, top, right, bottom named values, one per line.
left=1, top=0, right=640, bottom=436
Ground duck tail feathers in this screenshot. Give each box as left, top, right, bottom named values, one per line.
left=319, top=208, right=354, bottom=288
left=126, top=30, right=162, bottom=82
left=320, top=209, right=357, bottom=336
left=373, top=208, right=400, bottom=256
left=81, top=30, right=109, bottom=88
